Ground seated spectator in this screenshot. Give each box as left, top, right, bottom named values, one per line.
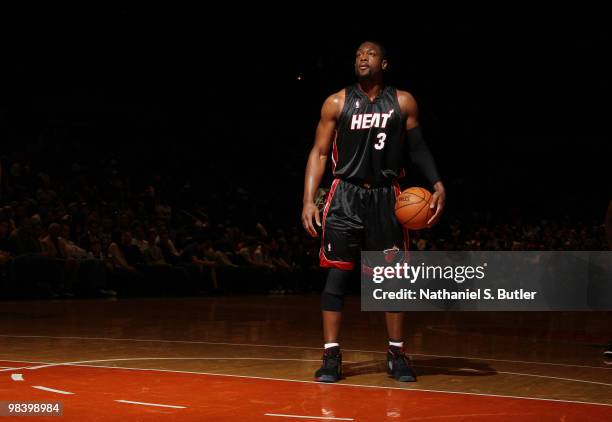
left=108, top=230, right=142, bottom=272
left=181, top=236, right=218, bottom=291
left=157, top=227, right=180, bottom=265
left=0, top=220, right=12, bottom=266
left=130, top=222, right=149, bottom=254
left=40, top=223, right=68, bottom=259
left=182, top=236, right=216, bottom=268
left=60, top=223, right=89, bottom=259
left=11, top=217, right=42, bottom=255
left=237, top=238, right=275, bottom=270
left=87, top=237, right=106, bottom=261
left=143, top=228, right=166, bottom=265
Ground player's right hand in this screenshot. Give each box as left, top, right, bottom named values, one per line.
left=301, top=203, right=321, bottom=238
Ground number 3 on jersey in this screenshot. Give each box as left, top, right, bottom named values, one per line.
left=374, top=132, right=386, bottom=150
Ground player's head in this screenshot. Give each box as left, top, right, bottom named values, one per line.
left=354, top=41, right=388, bottom=81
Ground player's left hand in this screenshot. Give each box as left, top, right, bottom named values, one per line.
left=427, top=182, right=446, bottom=226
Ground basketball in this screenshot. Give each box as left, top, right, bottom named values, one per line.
left=394, top=187, right=434, bottom=229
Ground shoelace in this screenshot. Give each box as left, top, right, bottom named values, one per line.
left=390, top=348, right=411, bottom=369
left=322, top=350, right=340, bottom=369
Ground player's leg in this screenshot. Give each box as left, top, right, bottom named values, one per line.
left=384, top=310, right=416, bottom=381
left=385, top=311, right=404, bottom=342
left=316, top=180, right=362, bottom=382
left=365, top=184, right=416, bottom=382
left=322, top=268, right=351, bottom=343
left=315, top=268, right=352, bottom=382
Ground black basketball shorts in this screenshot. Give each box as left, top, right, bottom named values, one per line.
left=319, top=179, right=409, bottom=271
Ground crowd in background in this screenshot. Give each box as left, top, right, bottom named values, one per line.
left=0, top=150, right=608, bottom=299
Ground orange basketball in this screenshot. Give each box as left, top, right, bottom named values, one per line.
left=394, top=187, right=434, bottom=229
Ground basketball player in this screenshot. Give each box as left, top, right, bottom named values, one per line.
left=302, top=41, right=445, bottom=382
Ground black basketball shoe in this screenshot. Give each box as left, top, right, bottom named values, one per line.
left=315, top=346, right=342, bottom=383
left=387, top=346, right=417, bottom=382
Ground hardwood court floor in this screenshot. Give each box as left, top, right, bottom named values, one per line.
left=0, top=296, right=611, bottom=420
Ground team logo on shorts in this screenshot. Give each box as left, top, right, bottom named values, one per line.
left=383, top=245, right=400, bottom=264
left=383, top=245, right=400, bottom=254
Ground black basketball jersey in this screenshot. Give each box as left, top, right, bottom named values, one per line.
left=332, top=84, right=405, bottom=184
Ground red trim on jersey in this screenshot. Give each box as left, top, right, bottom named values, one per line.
left=331, top=131, right=338, bottom=175
left=393, top=181, right=410, bottom=252
left=392, top=181, right=401, bottom=198
left=320, top=255, right=355, bottom=271
left=319, top=179, right=354, bottom=270
left=322, top=179, right=341, bottom=224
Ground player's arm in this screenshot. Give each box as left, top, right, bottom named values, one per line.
left=302, top=94, right=340, bottom=237
left=399, top=91, right=446, bottom=226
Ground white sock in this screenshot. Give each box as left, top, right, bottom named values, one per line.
left=324, top=342, right=339, bottom=349
left=389, top=341, right=403, bottom=348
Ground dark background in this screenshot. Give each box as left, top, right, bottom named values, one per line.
left=3, top=9, right=610, bottom=227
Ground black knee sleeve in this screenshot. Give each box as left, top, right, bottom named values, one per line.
left=321, top=291, right=344, bottom=311
left=321, top=269, right=351, bottom=311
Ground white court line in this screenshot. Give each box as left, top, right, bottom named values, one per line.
left=16, top=357, right=612, bottom=387
left=493, top=370, right=612, bottom=387
left=11, top=373, right=24, bottom=381
left=3, top=358, right=611, bottom=408
left=32, top=385, right=74, bottom=395
left=265, top=413, right=353, bottom=420
left=415, top=364, right=612, bottom=387
left=23, top=357, right=354, bottom=370
left=0, top=366, right=31, bottom=373
left=0, top=357, right=349, bottom=373
left=115, top=400, right=186, bottom=409
left=0, top=334, right=609, bottom=370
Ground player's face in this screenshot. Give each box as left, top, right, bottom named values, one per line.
left=355, top=43, right=387, bottom=79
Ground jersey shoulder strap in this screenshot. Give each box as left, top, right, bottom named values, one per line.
left=339, top=85, right=360, bottom=124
